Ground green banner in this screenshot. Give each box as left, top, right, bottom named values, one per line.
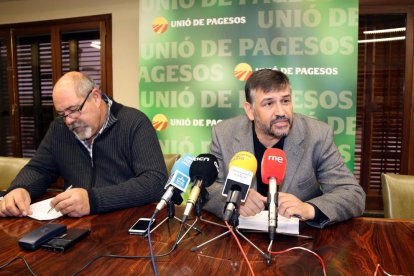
left=139, top=0, right=358, bottom=171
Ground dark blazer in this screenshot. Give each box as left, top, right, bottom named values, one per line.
left=203, top=114, right=366, bottom=228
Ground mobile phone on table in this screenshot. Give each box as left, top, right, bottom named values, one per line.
left=128, top=218, right=155, bottom=235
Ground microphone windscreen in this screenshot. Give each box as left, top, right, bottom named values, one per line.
left=189, top=153, right=219, bottom=187
left=229, top=151, right=257, bottom=175
left=221, top=151, right=256, bottom=201
left=166, top=154, right=194, bottom=192
left=261, top=148, right=286, bottom=185
left=171, top=154, right=194, bottom=176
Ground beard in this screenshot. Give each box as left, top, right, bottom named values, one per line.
left=255, top=115, right=291, bottom=139
left=69, top=121, right=93, bottom=140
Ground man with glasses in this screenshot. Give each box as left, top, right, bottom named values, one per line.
left=0, top=71, right=167, bottom=217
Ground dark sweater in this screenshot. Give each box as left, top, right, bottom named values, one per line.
left=8, top=101, right=167, bottom=214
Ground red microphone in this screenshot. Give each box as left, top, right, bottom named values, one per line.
left=261, top=148, right=286, bottom=240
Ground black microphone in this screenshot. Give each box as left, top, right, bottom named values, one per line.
left=182, top=154, right=219, bottom=223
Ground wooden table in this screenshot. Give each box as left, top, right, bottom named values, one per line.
left=0, top=205, right=413, bottom=275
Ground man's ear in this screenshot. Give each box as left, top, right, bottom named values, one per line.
left=244, top=101, right=254, bottom=121
left=91, top=89, right=102, bottom=106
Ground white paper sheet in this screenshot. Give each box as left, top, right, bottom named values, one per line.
left=238, top=210, right=299, bottom=234
left=28, top=198, right=63, bottom=221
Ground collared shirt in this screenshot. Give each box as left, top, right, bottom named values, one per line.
left=78, top=94, right=113, bottom=158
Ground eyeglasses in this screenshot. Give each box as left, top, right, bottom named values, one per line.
left=56, top=89, right=93, bottom=121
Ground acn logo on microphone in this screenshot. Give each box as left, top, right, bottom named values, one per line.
left=267, top=155, right=284, bottom=163
left=195, top=157, right=210, bottom=162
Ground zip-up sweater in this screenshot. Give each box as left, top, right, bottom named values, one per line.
left=8, top=100, right=167, bottom=214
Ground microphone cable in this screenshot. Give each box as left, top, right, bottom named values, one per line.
left=147, top=211, right=158, bottom=276
left=374, top=264, right=402, bottom=276
left=224, top=220, right=256, bottom=276
left=0, top=256, right=37, bottom=276
left=72, top=211, right=186, bottom=276
left=268, top=245, right=327, bottom=276
left=374, top=263, right=400, bottom=276
left=146, top=208, right=187, bottom=276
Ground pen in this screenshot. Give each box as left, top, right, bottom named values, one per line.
left=47, top=185, right=73, bottom=213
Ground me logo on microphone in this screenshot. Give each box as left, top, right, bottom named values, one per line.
left=268, top=155, right=284, bottom=163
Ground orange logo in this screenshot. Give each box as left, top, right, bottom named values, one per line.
left=234, top=63, right=253, bottom=81
left=152, top=17, right=168, bottom=34
left=152, top=114, right=168, bottom=131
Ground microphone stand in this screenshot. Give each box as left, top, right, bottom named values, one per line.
left=200, top=189, right=238, bottom=228
left=191, top=209, right=271, bottom=264
left=176, top=187, right=209, bottom=245
left=147, top=200, right=202, bottom=237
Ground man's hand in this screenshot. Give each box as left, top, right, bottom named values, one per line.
left=239, top=189, right=267, bottom=217
left=51, top=188, right=90, bottom=217
left=0, top=188, right=32, bottom=217
left=278, top=192, right=315, bottom=220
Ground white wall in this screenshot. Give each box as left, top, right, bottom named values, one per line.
left=0, top=0, right=140, bottom=109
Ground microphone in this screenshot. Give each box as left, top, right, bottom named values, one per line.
left=154, top=154, right=194, bottom=215
left=222, top=151, right=257, bottom=221
left=182, top=154, right=219, bottom=223
left=261, top=148, right=286, bottom=240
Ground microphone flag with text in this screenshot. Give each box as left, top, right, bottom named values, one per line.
left=182, top=153, right=219, bottom=223
left=261, top=148, right=286, bottom=240
left=222, top=151, right=257, bottom=221
left=154, top=154, right=194, bottom=215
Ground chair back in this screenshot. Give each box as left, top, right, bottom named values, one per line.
left=381, top=173, right=414, bottom=219
left=163, top=154, right=181, bottom=176
left=0, top=156, right=30, bottom=191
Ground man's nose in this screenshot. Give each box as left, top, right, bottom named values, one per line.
left=64, top=116, right=76, bottom=126
left=273, top=102, right=285, bottom=116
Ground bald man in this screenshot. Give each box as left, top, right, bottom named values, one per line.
left=0, top=71, right=167, bottom=217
